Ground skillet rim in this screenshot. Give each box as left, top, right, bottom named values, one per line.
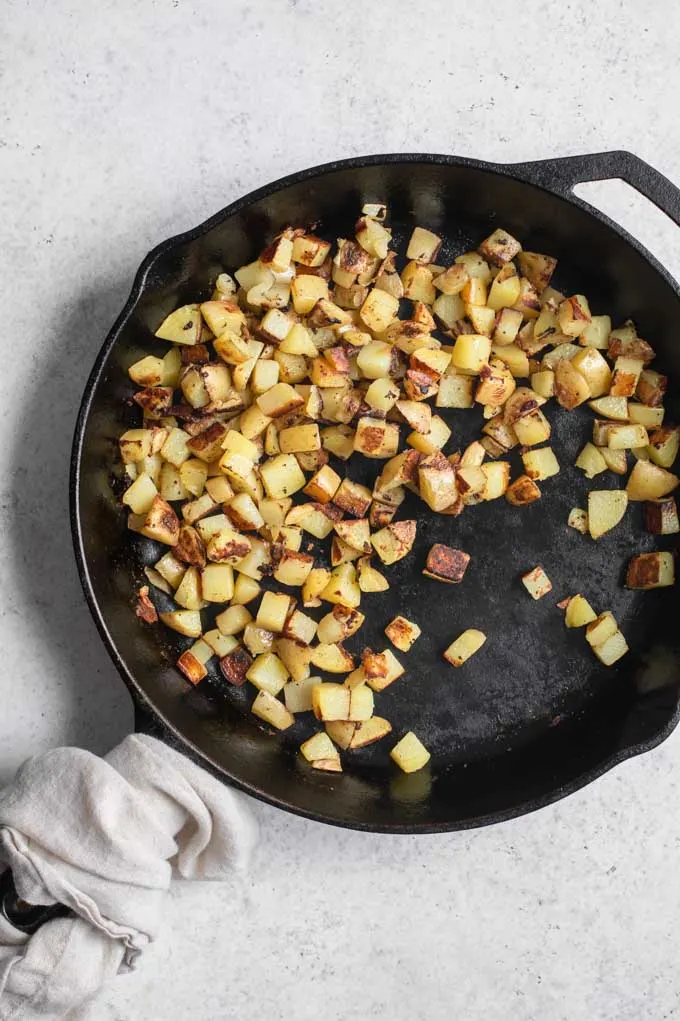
left=69, top=151, right=680, bottom=832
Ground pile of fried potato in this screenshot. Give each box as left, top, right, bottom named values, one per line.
left=119, top=206, right=678, bottom=775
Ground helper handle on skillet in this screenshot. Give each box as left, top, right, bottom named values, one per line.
left=508, top=150, right=680, bottom=229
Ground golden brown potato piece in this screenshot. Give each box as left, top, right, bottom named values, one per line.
left=423, top=544, right=471, bottom=583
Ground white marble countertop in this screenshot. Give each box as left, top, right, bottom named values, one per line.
left=3, top=1, right=680, bottom=1018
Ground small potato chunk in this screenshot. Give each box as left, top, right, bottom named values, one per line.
left=451, top=334, right=492, bottom=374
left=390, top=732, right=431, bottom=774
left=580, top=314, right=611, bottom=349
left=274, top=550, right=315, bottom=587
left=348, top=717, right=393, bottom=749
left=625, top=552, right=675, bottom=590
left=521, top=565, right=552, bottom=600
left=522, top=446, right=559, bottom=481
left=406, top=226, right=442, bottom=263
left=564, top=594, right=597, bottom=628
left=637, top=369, right=667, bottom=407
left=291, top=275, right=329, bottom=315
left=648, top=426, right=680, bottom=469
left=479, top=229, right=522, bottom=266
left=371, top=520, right=417, bottom=565
left=246, top=652, right=289, bottom=695
left=586, top=611, right=619, bottom=648
left=505, top=475, right=541, bottom=506
left=201, top=563, right=234, bottom=603
left=436, top=371, right=475, bottom=409
left=359, top=289, right=399, bottom=332
left=335, top=518, right=371, bottom=554
left=176, top=650, right=207, bottom=685
left=575, top=443, right=607, bottom=480
left=481, top=461, right=510, bottom=500
left=316, top=605, right=365, bottom=644
left=588, top=396, right=629, bottom=421
left=610, top=356, right=644, bottom=398
left=215, top=604, right=253, bottom=636
left=362, top=648, right=405, bottom=692
left=517, top=251, right=557, bottom=291
left=567, top=507, right=589, bottom=534
left=601, top=448, right=628, bottom=475
left=487, top=269, right=521, bottom=311
left=303, top=464, right=341, bottom=504
left=385, top=616, right=421, bottom=652
left=320, top=562, right=361, bottom=608
left=423, top=544, right=470, bottom=584
left=260, top=454, right=306, bottom=499
left=155, top=303, right=201, bottom=345
left=626, top=460, right=679, bottom=501
left=592, top=630, right=628, bottom=666
left=256, top=591, right=293, bottom=632
left=443, top=629, right=487, bottom=667
left=418, top=452, right=458, bottom=512
left=279, top=424, right=321, bottom=454
left=231, top=575, right=262, bottom=608
left=159, top=609, right=202, bottom=638
left=300, top=732, right=340, bottom=765
left=557, top=294, right=591, bottom=337
left=588, top=490, right=628, bottom=539
left=628, top=404, right=665, bottom=430
left=284, top=675, right=321, bottom=713
left=348, top=684, right=374, bottom=722
left=312, top=682, right=351, bottom=721
left=645, top=497, right=680, bottom=535
left=357, top=556, right=389, bottom=592
left=333, top=478, right=373, bottom=517
left=513, top=409, right=551, bottom=447
left=353, top=417, right=400, bottom=459
left=554, top=359, right=591, bottom=409
left=607, top=424, right=649, bottom=450
left=571, top=347, right=612, bottom=397
left=251, top=690, right=295, bottom=730
left=256, top=383, right=305, bottom=418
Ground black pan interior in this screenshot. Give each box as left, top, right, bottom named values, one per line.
left=73, top=157, right=680, bottom=831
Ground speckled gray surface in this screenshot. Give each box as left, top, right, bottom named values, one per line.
left=3, top=1, right=680, bottom=1018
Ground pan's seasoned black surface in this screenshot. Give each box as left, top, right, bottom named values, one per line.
left=71, top=152, right=680, bottom=831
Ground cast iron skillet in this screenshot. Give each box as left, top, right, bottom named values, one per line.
left=71, top=151, right=680, bottom=833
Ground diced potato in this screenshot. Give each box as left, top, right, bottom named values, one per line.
left=312, top=682, right=351, bottom=721
left=645, top=497, right=680, bottom=535
left=348, top=684, right=374, bottom=722
left=492, top=343, right=530, bottom=378
left=300, top=732, right=340, bottom=764
left=200, top=563, right=234, bottom=602
left=176, top=650, right=207, bottom=685
left=359, top=288, right=399, bottom=332
left=571, top=347, right=612, bottom=397
left=522, top=446, right=559, bottom=481
left=256, top=591, right=293, bottom=632
left=251, top=690, right=295, bottom=730
left=284, top=674, right=321, bottom=713
left=322, top=425, right=356, bottom=460
left=231, top=574, right=261, bottom=605
left=506, top=475, right=541, bottom=506
left=637, top=369, right=667, bottom=407
left=600, top=447, right=627, bottom=475
left=128, top=354, right=165, bottom=387
left=246, top=652, right=289, bottom=695
left=567, top=507, right=589, bottom=534
left=357, top=556, right=390, bottom=592
left=558, top=294, right=591, bottom=337
left=215, top=604, right=253, bottom=636
left=436, top=371, right=475, bottom=409
left=242, top=624, right=275, bottom=657
left=401, top=261, right=436, bottom=303
left=423, top=544, right=470, bottom=583
left=363, top=648, right=405, bottom=692
left=475, top=359, right=516, bottom=406
left=481, top=461, right=510, bottom=500
left=390, top=732, right=431, bottom=774
left=320, top=562, right=361, bottom=608
left=353, top=417, right=400, bottom=459
left=517, top=251, right=557, bottom=290
left=625, top=551, right=675, bottom=590
left=291, top=274, right=329, bottom=315
left=487, top=270, right=521, bottom=311
left=260, top=454, right=306, bottom=499
left=155, top=303, right=201, bottom=345
left=385, top=615, right=421, bottom=652
left=587, top=490, right=628, bottom=539
left=575, top=443, right=607, bottom=479
left=579, top=314, right=611, bottom=349
left=648, top=426, right=680, bottom=468
left=521, top=565, right=552, bottom=600
left=451, top=334, right=491, bottom=374
left=585, top=611, right=619, bottom=647
left=407, top=415, right=451, bottom=455
left=159, top=609, right=202, bottom=637
left=513, top=409, right=551, bottom=447
left=443, top=629, right=487, bottom=667
left=256, top=383, right=304, bottom=419
left=348, top=717, right=393, bottom=749
left=203, top=629, right=239, bottom=658
left=226, top=493, right=264, bottom=531
left=235, top=537, right=272, bottom=580
left=565, top=594, right=597, bottom=628
left=628, top=403, right=664, bottom=429
left=626, top=460, right=679, bottom=501
left=608, top=424, right=649, bottom=450
left=554, top=359, right=591, bottom=409
left=588, top=396, right=629, bottom=421
left=161, top=427, right=192, bottom=467
left=592, top=630, right=628, bottom=666
left=371, top=520, right=417, bottom=565
left=122, top=472, right=158, bottom=515
left=274, top=550, right=315, bottom=587
left=541, top=343, right=581, bottom=370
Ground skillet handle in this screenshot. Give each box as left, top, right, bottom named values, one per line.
left=508, top=150, right=680, bottom=229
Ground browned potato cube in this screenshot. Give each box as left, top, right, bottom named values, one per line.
left=554, top=359, right=591, bottom=409
left=521, top=565, right=552, bottom=600
left=636, top=369, right=667, bottom=407
left=505, top=475, right=541, bottom=506
left=479, top=228, right=521, bottom=266
left=625, top=551, right=674, bottom=589
left=385, top=616, right=421, bottom=652
left=423, top=544, right=471, bottom=583
left=371, top=520, right=417, bottom=565
left=517, top=252, right=557, bottom=291
left=219, top=646, right=253, bottom=686
left=353, top=418, right=400, bottom=459
left=645, top=497, right=680, bottom=535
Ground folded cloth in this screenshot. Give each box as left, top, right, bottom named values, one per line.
left=0, top=734, right=258, bottom=1020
